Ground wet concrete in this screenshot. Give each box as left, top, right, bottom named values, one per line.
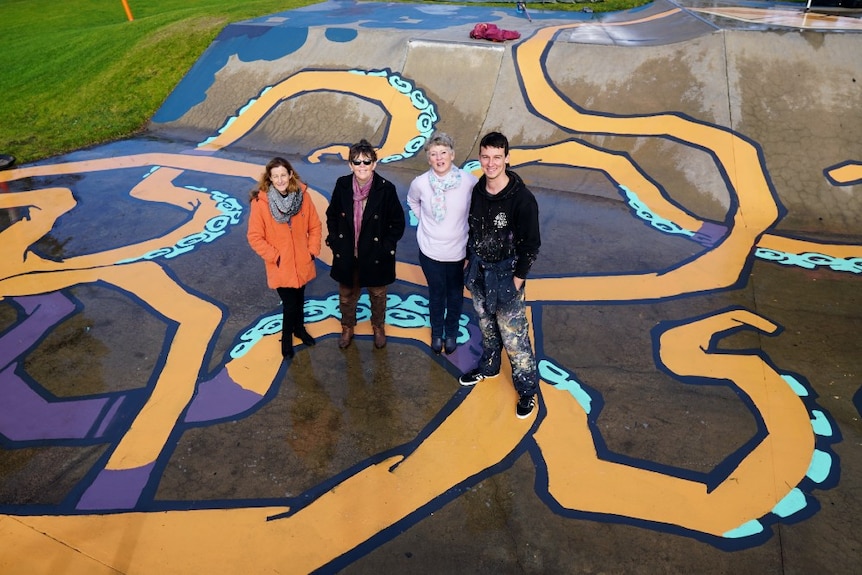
left=1, top=1, right=861, bottom=573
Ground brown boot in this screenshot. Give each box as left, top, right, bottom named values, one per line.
left=373, top=325, right=386, bottom=349
left=338, top=325, right=354, bottom=349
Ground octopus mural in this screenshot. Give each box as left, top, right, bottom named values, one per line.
left=0, top=1, right=859, bottom=572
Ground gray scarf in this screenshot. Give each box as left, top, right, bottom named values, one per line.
left=267, top=185, right=303, bottom=224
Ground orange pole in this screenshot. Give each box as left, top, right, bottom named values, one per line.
left=121, top=0, right=134, bottom=21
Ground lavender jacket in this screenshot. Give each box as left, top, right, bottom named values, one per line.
left=406, top=167, right=478, bottom=263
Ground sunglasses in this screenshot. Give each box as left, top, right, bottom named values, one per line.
left=351, top=159, right=373, bottom=166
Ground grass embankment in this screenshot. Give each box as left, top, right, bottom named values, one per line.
left=0, top=0, right=318, bottom=163
left=0, top=0, right=647, bottom=164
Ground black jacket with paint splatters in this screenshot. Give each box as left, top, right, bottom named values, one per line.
left=467, top=170, right=540, bottom=279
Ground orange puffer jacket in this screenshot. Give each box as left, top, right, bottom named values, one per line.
left=247, top=184, right=322, bottom=289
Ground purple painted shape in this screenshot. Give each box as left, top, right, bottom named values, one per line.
left=0, top=364, right=109, bottom=440
left=184, top=367, right=265, bottom=423
left=692, top=221, right=728, bottom=248
left=76, top=463, right=155, bottom=510
left=445, top=324, right=483, bottom=374
left=0, top=293, right=77, bottom=369
left=94, top=396, right=125, bottom=437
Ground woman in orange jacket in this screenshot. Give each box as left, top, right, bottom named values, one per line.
left=248, top=157, right=322, bottom=359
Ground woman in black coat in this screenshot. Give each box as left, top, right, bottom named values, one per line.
left=325, top=139, right=405, bottom=349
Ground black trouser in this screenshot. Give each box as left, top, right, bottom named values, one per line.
left=277, top=285, right=306, bottom=355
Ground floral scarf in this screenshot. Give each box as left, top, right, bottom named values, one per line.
left=428, top=168, right=462, bottom=223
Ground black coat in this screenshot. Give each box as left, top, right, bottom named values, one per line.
left=325, top=172, right=406, bottom=287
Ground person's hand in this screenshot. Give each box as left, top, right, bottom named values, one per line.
left=514, top=277, right=524, bottom=291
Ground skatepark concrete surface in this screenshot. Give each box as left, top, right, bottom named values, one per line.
left=0, top=1, right=860, bottom=573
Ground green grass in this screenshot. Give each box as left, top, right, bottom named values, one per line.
left=0, top=0, right=319, bottom=163
left=0, top=0, right=649, bottom=164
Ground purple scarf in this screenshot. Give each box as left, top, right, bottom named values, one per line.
left=352, top=176, right=372, bottom=254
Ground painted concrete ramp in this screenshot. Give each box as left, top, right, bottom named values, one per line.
left=151, top=0, right=862, bottom=236
left=2, top=1, right=862, bottom=574
left=150, top=0, right=721, bottom=167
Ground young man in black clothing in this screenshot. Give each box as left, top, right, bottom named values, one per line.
left=459, top=132, right=541, bottom=419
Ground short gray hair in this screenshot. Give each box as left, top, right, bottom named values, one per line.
left=424, top=132, right=455, bottom=152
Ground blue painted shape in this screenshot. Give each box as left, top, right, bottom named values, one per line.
left=153, top=26, right=309, bottom=123
left=325, top=27, right=358, bottom=42
left=199, top=86, right=273, bottom=147
left=780, top=373, right=808, bottom=396
left=462, top=160, right=480, bottom=173
left=723, top=519, right=764, bottom=538
left=806, top=449, right=832, bottom=484
left=230, top=313, right=283, bottom=359
left=621, top=185, right=695, bottom=238
left=228, top=292, right=472, bottom=358
left=116, top=188, right=242, bottom=264
left=155, top=0, right=589, bottom=122
left=772, top=488, right=807, bottom=518
left=810, top=410, right=833, bottom=437
left=240, top=0, right=565, bottom=29
left=755, top=248, right=862, bottom=275
left=538, top=359, right=592, bottom=414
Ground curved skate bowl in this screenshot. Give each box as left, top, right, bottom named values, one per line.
left=1, top=1, right=861, bottom=572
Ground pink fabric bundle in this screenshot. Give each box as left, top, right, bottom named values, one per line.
left=469, top=23, right=521, bottom=42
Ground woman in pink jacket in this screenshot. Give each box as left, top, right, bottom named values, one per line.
left=248, top=157, right=322, bottom=359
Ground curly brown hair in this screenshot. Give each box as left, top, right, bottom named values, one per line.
left=250, top=157, right=302, bottom=201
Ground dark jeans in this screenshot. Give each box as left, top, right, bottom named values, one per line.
left=419, top=251, right=464, bottom=339
left=338, top=265, right=387, bottom=328
left=276, top=285, right=306, bottom=354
